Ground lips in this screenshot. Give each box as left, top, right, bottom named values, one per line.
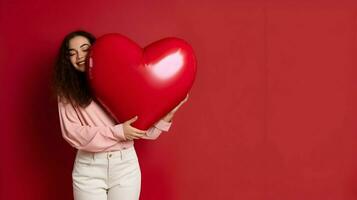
left=77, top=61, right=85, bottom=65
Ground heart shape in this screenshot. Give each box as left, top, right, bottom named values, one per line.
left=86, top=33, right=197, bottom=130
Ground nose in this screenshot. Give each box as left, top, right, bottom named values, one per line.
left=77, top=50, right=86, bottom=60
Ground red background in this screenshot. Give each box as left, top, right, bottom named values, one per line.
left=1, top=0, right=357, bottom=199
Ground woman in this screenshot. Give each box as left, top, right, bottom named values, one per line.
left=51, top=30, right=188, bottom=200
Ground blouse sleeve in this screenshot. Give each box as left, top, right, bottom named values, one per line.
left=141, top=119, right=172, bottom=140
left=57, top=98, right=126, bottom=152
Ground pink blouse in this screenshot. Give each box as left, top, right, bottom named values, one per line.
left=57, top=96, right=172, bottom=152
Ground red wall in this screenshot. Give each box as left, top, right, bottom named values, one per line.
left=1, top=0, right=357, bottom=199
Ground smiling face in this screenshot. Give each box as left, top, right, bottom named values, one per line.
left=68, top=36, right=91, bottom=72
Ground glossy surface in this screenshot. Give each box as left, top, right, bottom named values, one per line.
left=87, top=33, right=197, bottom=130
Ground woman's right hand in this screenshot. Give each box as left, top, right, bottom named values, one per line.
left=122, top=116, right=147, bottom=140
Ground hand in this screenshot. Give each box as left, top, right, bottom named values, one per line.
left=122, top=116, right=147, bottom=140
left=162, top=93, right=189, bottom=122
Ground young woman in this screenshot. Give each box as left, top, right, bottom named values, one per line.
left=51, top=30, right=188, bottom=200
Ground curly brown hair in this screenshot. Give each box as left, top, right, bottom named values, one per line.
left=51, top=30, right=96, bottom=108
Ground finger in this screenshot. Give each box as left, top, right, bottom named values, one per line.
left=130, top=132, right=145, bottom=139
left=178, top=101, right=184, bottom=106
left=172, top=107, right=179, bottom=113
left=174, top=102, right=183, bottom=110
left=173, top=102, right=183, bottom=111
left=127, top=134, right=139, bottom=140
left=127, top=116, right=138, bottom=124
left=132, top=130, right=146, bottom=135
left=131, top=135, right=140, bottom=139
left=180, top=97, right=188, bottom=105
left=131, top=127, right=147, bottom=134
left=126, top=130, right=146, bottom=139
left=135, top=132, right=146, bottom=138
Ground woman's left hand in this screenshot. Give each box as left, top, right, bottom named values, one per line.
left=161, top=94, right=189, bottom=122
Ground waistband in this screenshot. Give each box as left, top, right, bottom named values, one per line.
left=77, top=146, right=136, bottom=160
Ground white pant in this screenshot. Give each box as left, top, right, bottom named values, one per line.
left=72, top=146, right=141, bottom=200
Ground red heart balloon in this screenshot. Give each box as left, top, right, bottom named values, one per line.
left=86, top=33, right=197, bottom=130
